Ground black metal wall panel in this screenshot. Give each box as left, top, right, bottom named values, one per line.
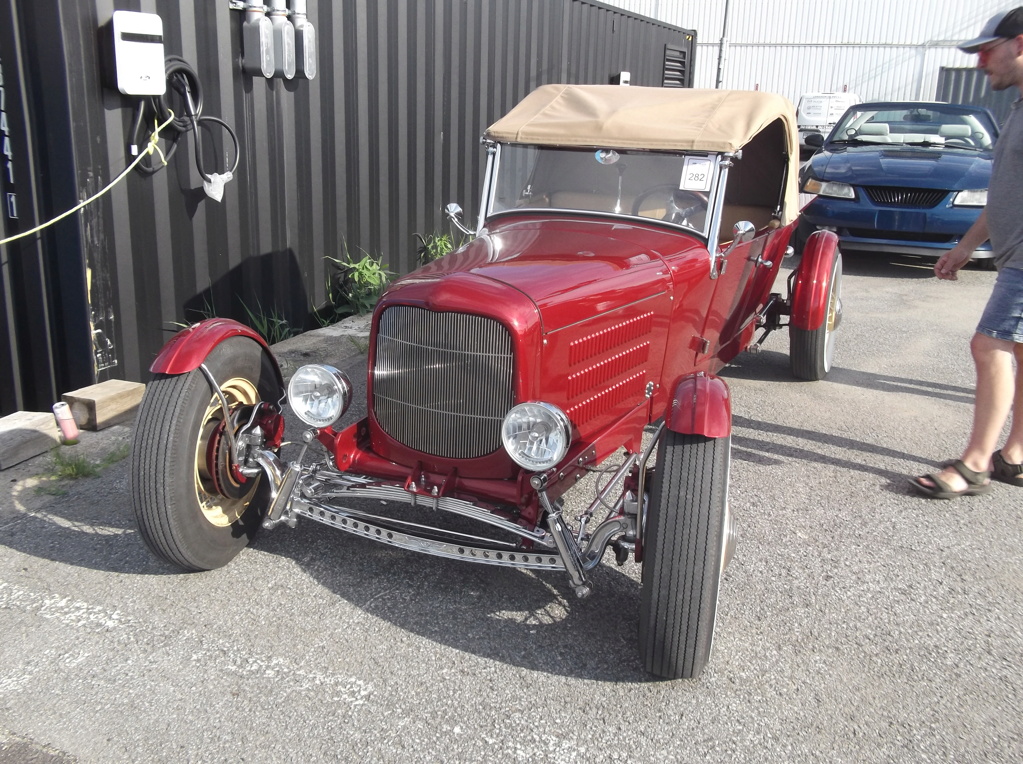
left=0, top=0, right=694, bottom=415
left=937, top=67, right=1016, bottom=126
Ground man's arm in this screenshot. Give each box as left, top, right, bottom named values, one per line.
left=935, top=208, right=989, bottom=280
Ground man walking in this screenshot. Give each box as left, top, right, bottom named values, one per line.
left=912, top=7, right=1023, bottom=497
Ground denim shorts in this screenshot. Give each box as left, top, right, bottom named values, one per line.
left=977, top=266, right=1023, bottom=343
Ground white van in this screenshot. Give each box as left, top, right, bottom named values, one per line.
left=796, top=92, right=861, bottom=151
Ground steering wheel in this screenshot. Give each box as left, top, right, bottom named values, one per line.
left=632, top=185, right=709, bottom=223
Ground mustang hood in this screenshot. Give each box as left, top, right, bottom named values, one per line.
left=387, top=217, right=692, bottom=332
left=809, top=146, right=992, bottom=190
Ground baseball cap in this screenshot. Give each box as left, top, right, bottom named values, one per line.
left=959, top=7, right=1023, bottom=53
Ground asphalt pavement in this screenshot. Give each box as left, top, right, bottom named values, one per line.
left=1, top=254, right=1020, bottom=763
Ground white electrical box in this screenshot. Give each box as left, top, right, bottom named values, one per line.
left=111, top=11, right=166, bottom=96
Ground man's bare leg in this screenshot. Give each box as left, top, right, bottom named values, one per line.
left=915, top=333, right=1016, bottom=492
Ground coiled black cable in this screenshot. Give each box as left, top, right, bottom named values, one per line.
left=131, top=55, right=239, bottom=181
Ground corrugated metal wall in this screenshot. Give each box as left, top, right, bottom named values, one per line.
left=0, top=0, right=694, bottom=416
left=605, top=0, right=1009, bottom=105
left=1, top=0, right=95, bottom=412
left=938, top=67, right=1017, bottom=124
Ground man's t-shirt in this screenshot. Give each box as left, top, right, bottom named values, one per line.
left=988, top=99, right=1023, bottom=270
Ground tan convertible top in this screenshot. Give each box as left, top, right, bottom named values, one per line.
left=485, top=85, right=794, bottom=152
left=485, top=84, right=800, bottom=225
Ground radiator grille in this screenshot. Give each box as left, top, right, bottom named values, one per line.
left=373, top=306, right=514, bottom=459
left=863, top=186, right=947, bottom=208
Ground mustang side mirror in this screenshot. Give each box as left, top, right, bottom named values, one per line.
left=445, top=203, right=475, bottom=236
left=804, top=133, right=825, bottom=149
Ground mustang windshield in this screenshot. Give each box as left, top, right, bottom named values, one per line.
left=827, top=104, right=998, bottom=150
left=489, top=145, right=718, bottom=236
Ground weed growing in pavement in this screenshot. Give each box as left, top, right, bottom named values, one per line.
left=310, top=263, right=349, bottom=328
left=241, top=298, right=295, bottom=345
left=51, top=450, right=101, bottom=479
left=167, top=291, right=218, bottom=332
left=34, top=442, right=131, bottom=495
left=313, top=242, right=393, bottom=323
left=413, top=231, right=462, bottom=266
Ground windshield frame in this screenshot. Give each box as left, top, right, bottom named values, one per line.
left=480, top=142, right=728, bottom=239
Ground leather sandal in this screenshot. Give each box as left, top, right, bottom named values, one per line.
left=992, top=450, right=1023, bottom=487
left=910, top=460, right=992, bottom=499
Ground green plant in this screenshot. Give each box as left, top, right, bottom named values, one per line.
left=35, top=482, right=69, bottom=496
left=311, top=267, right=349, bottom=328
left=414, top=232, right=459, bottom=265
left=240, top=298, right=295, bottom=344
left=187, top=291, right=218, bottom=323
left=327, top=244, right=393, bottom=317
left=99, top=442, right=131, bottom=468
left=168, top=291, right=218, bottom=332
left=51, top=449, right=101, bottom=479
left=35, top=442, right=131, bottom=494
left=309, top=242, right=393, bottom=327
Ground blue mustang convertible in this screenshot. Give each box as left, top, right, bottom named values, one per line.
left=797, top=101, right=1000, bottom=266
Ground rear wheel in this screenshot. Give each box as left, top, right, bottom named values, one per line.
left=790, top=252, right=842, bottom=380
left=639, top=430, right=731, bottom=680
left=130, top=338, right=281, bottom=571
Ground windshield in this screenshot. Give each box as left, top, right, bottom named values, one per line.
left=488, top=145, right=719, bottom=236
left=826, top=104, right=997, bottom=150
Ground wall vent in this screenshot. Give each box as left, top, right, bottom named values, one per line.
left=662, top=42, right=692, bottom=88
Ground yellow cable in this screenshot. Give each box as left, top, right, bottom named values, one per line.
left=0, top=111, right=177, bottom=247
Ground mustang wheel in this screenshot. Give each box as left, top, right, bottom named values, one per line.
left=790, top=251, right=842, bottom=380
left=639, top=430, right=730, bottom=680
left=130, top=338, right=281, bottom=571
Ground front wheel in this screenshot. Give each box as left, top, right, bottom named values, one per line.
left=790, top=252, right=842, bottom=380
left=130, top=337, right=282, bottom=571
left=639, top=430, right=731, bottom=680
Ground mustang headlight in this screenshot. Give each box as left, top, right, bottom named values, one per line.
left=501, top=402, right=572, bottom=472
left=287, top=365, right=353, bottom=428
left=802, top=178, right=856, bottom=199
left=953, top=189, right=987, bottom=207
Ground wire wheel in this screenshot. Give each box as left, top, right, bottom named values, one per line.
left=130, top=338, right=281, bottom=571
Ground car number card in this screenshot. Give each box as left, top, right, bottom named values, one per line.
left=681, top=157, right=713, bottom=192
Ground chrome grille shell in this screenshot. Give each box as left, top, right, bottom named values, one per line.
left=372, top=306, right=514, bottom=459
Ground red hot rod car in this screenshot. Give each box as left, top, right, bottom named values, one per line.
left=131, top=85, right=841, bottom=680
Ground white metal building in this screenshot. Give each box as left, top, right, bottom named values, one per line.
left=604, top=0, right=1011, bottom=105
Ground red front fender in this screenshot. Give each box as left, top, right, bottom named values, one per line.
left=665, top=373, right=731, bottom=438
left=149, top=318, right=282, bottom=383
left=791, top=229, right=840, bottom=331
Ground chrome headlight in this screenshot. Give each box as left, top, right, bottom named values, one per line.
left=287, top=365, right=353, bottom=428
left=953, top=189, right=987, bottom=207
left=501, top=402, right=572, bottom=472
left=802, top=178, right=856, bottom=199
